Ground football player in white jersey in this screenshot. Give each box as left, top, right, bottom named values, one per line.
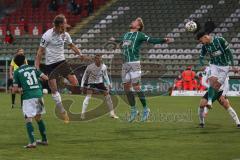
left=198, top=67, right=240, bottom=128
left=81, top=54, right=118, bottom=119
left=35, top=14, right=90, bottom=123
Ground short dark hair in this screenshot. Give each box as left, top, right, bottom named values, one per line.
left=196, top=31, right=208, bottom=40
left=14, top=54, right=25, bottom=66
left=53, top=14, right=66, bottom=27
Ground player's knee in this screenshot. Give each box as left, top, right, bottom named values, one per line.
left=35, top=115, right=42, bottom=122
left=123, top=83, right=131, bottom=91
left=68, top=75, right=78, bottom=86
left=25, top=116, right=32, bottom=123
left=52, top=92, right=62, bottom=104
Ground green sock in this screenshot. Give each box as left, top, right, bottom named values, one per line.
left=208, top=86, right=217, bottom=101
left=26, top=122, right=35, bottom=144
left=137, top=91, right=147, bottom=108
left=37, top=120, right=47, bottom=142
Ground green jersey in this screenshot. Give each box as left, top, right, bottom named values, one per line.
left=200, top=36, right=234, bottom=66
left=13, top=65, right=43, bottom=100
left=120, top=31, right=166, bottom=62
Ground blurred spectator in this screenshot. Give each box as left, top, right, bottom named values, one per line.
left=174, top=75, right=183, bottom=90
left=67, top=0, right=76, bottom=13
left=32, top=26, right=39, bottom=36
left=19, top=17, right=27, bottom=32
left=198, top=73, right=206, bottom=91
left=192, top=79, right=198, bottom=90
left=48, top=0, right=58, bottom=11
left=87, top=0, right=94, bottom=15
left=4, top=30, right=14, bottom=44
left=74, top=4, right=82, bottom=15
left=59, top=0, right=65, bottom=5
left=182, top=66, right=196, bottom=90
left=32, top=0, right=39, bottom=8
left=14, top=26, right=20, bottom=36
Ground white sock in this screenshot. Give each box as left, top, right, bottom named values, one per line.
left=52, top=92, right=65, bottom=113
left=204, top=107, right=209, bottom=115
left=105, top=94, right=115, bottom=115
left=198, top=107, right=205, bottom=124
left=227, top=107, right=240, bottom=125
left=82, top=95, right=91, bottom=114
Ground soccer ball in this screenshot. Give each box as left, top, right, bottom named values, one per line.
left=43, top=89, right=48, bottom=94
left=185, top=21, right=197, bottom=32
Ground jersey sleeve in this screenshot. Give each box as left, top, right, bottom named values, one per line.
left=40, top=33, right=50, bottom=48
left=13, top=71, right=20, bottom=87
left=199, top=46, right=207, bottom=66
left=65, top=32, right=73, bottom=45
left=138, top=32, right=166, bottom=44
left=218, top=37, right=234, bottom=66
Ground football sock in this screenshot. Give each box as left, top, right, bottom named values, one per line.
left=52, top=92, right=66, bottom=113
left=37, top=120, right=47, bottom=141
left=227, top=107, right=240, bottom=125
left=125, top=91, right=136, bottom=108
left=105, top=94, right=114, bottom=115
left=136, top=90, right=147, bottom=108
left=82, top=95, right=91, bottom=114
left=26, top=122, right=35, bottom=144
left=198, top=107, right=205, bottom=124
left=11, top=93, right=15, bottom=105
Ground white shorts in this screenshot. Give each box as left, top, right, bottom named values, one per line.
left=22, top=98, right=46, bottom=118
left=209, top=64, right=229, bottom=85
left=122, top=61, right=141, bottom=84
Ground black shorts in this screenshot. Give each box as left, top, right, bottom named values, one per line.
left=86, top=83, right=107, bottom=92
left=46, top=60, right=74, bottom=79
left=202, top=90, right=227, bottom=102
left=7, top=79, right=13, bottom=88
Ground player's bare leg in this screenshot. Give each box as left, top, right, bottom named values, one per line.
left=34, top=114, right=48, bottom=145
left=81, top=89, right=93, bottom=119
left=218, top=96, right=240, bottom=128
left=49, top=79, right=69, bottom=123
left=207, top=76, right=221, bottom=108
left=132, top=82, right=150, bottom=122
left=66, top=74, right=80, bottom=94
left=103, top=90, right=118, bottom=119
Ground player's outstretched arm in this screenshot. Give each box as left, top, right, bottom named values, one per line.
left=35, top=46, right=45, bottom=69
left=139, top=32, right=173, bottom=44
left=40, top=74, right=49, bottom=81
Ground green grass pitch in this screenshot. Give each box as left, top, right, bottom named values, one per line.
left=0, top=93, right=240, bottom=160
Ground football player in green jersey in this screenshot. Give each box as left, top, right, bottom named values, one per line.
left=196, top=32, right=237, bottom=108
left=13, top=54, right=49, bottom=148
left=113, top=17, right=172, bottom=122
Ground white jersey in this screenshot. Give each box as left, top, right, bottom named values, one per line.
left=81, top=63, right=110, bottom=87
left=202, top=66, right=229, bottom=95
left=40, top=28, right=72, bottom=65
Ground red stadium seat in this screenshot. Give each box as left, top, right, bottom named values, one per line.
left=28, top=24, right=43, bottom=36
left=10, top=25, right=24, bottom=36
left=0, top=25, right=7, bottom=36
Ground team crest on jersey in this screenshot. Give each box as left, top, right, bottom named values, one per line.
left=122, top=40, right=132, bottom=47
